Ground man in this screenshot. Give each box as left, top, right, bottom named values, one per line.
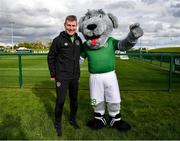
left=47, top=15, right=82, bottom=136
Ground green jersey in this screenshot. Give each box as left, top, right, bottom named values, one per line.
left=81, top=37, right=119, bottom=74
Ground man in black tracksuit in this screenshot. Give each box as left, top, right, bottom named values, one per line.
left=47, top=15, right=82, bottom=136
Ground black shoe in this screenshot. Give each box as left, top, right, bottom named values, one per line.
left=69, top=120, right=80, bottom=129
left=86, top=118, right=106, bottom=129
left=109, top=114, right=131, bottom=132
left=54, top=124, right=62, bottom=136
left=86, top=113, right=106, bottom=130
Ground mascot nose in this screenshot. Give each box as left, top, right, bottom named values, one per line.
left=87, top=24, right=97, bottom=30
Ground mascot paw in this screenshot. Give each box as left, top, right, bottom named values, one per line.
left=109, top=114, right=131, bottom=132
left=86, top=113, right=106, bottom=129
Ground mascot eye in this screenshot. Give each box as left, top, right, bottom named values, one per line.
left=99, top=14, right=102, bottom=18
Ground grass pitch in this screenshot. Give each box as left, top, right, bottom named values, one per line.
left=0, top=55, right=180, bottom=139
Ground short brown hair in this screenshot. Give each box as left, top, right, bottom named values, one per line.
left=65, top=15, right=77, bottom=24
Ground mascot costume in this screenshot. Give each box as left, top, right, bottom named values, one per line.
left=79, top=9, right=143, bottom=131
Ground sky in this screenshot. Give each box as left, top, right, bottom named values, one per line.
left=0, top=0, right=180, bottom=48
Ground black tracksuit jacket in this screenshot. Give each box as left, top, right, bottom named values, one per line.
left=47, top=31, right=82, bottom=80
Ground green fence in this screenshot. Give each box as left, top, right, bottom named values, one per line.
left=0, top=52, right=180, bottom=91
left=116, top=52, right=180, bottom=91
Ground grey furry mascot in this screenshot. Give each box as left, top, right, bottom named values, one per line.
left=79, top=9, right=143, bottom=131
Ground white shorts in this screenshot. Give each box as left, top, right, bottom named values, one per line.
left=89, top=71, right=121, bottom=105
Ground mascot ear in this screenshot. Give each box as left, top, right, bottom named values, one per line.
left=78, top=16, right=85, bottom=32
left=107, top=13, right=118, bottom=29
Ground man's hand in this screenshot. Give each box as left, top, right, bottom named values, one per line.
left=79, top=56, right=85, bottom=64
left=129, top=23, right=143, bottom=39
left=50, top=77, right=55, bottom=81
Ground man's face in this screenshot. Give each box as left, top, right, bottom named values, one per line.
left=65, top=20, right=77, bottom=36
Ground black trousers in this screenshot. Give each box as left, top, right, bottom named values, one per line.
left=55, top=78, right=79, bottom=125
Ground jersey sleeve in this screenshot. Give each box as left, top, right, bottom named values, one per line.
left=110, top=37, right=120, bottom=50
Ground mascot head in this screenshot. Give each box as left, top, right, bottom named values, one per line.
left=79, top=9, right=118, bottom=49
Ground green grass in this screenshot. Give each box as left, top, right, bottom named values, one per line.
left=0, top=89, right=180, bottom=140
left=149, top=47, right=180, bottom=53
left=0, top=55, right=180, bottom=139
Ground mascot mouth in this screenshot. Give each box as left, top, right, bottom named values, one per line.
left=87, top=35, right=101, bottom=40
left=87, top=35, right=101, bottom=46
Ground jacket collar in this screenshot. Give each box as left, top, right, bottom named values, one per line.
left=60, top=31, right=78, bottom=41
